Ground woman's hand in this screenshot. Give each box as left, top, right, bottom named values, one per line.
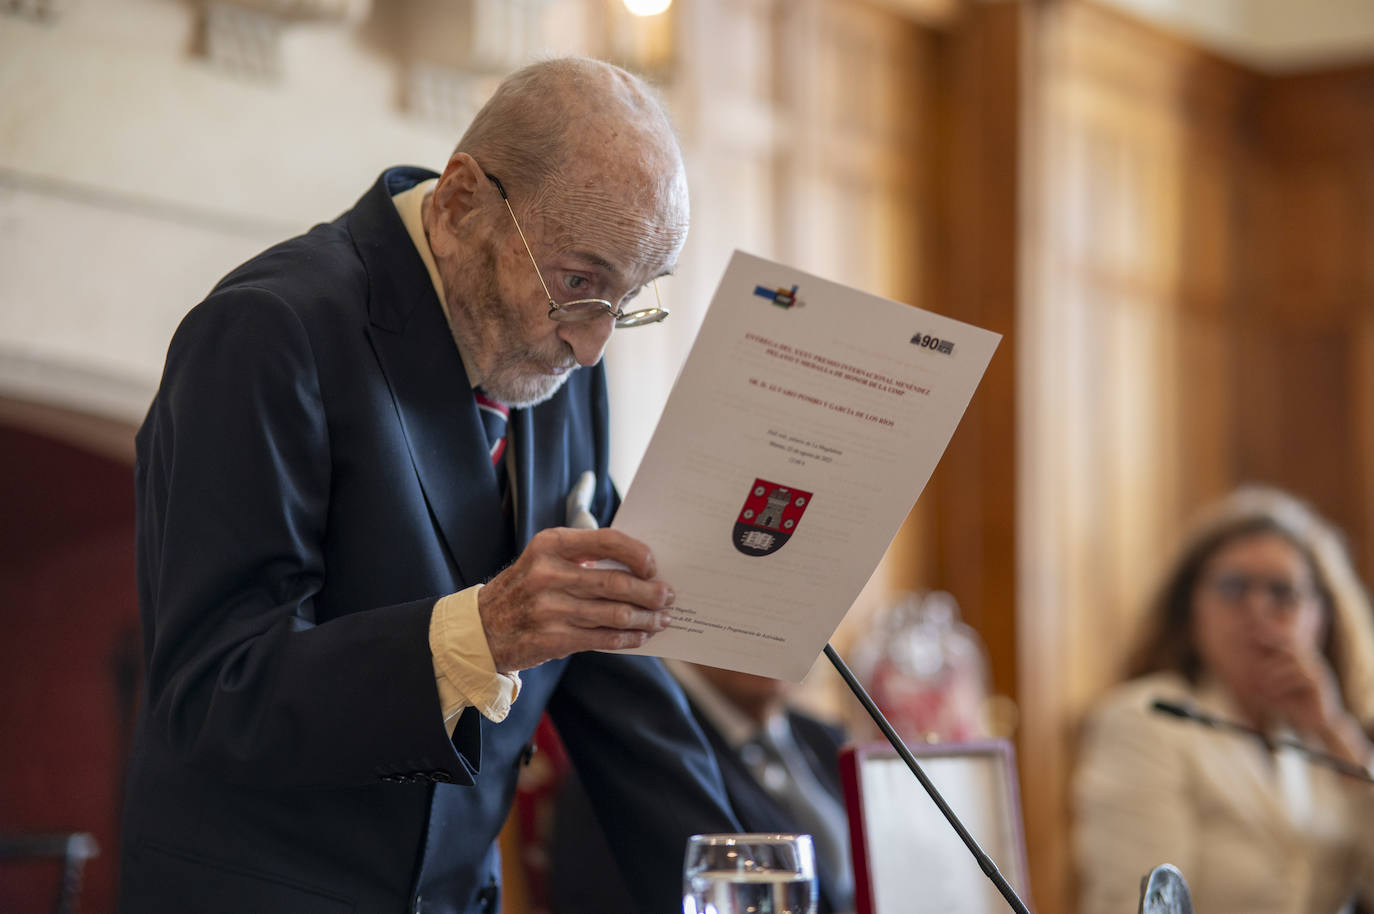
left=1256, top=640, right=1373, bottom=770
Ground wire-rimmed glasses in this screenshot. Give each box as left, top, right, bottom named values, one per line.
left=486, top=174, right=669, bottom=328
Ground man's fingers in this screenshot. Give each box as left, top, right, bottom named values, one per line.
left=479, top=528, right=677, bottom=671
left=566, top=600, right=673, bottom=633
left=582, top=627, right=657, bottom=652
left=562, top=566, right=675, bottom=610
left=530, top=527, right=658, bottom=578
left=500, top=604, right=670, bottom=668
left=515, top=589, right=671, bottom=633
left=562, top=619, right=670, bottom=652
left=518, top=536, right=674, bottom=610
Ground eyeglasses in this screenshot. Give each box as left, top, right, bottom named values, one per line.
left=486, top=174, right=669, bottom=328
left=1204, top=571, right=1316, bottom=611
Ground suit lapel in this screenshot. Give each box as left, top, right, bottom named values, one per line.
left=353, top=168, right=513, bottom=586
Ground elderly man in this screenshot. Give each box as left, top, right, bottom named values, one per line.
left=120, top=58, right=739, bottom=914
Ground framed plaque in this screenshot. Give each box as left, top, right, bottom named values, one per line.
left=840, top=739, right=1031, bottom=914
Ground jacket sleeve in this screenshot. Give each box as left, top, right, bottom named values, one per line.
left=1071, top=687, right=1196, bottom=914
left=135, top=287, right=478, bottom=789
left=547, top=652, right=743, bottom=914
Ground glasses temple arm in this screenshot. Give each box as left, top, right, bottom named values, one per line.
left=487, top=174, right=556, bottom=308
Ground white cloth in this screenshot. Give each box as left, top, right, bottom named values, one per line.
left=1073, top=671, right=1374, bottom=914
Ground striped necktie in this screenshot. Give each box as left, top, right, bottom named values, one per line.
left=749, top=719, right=855, bottom=910
left=474, top=389, right=509, bottom=467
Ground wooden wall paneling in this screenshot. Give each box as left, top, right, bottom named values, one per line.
left=1019, top=4, right=1253, bottom=911
left=1017, top=6, right=1068, bottom=905
left=1251, top=162, right=1371, bottom=326
left=925, top=2, right=1021, bottom=704
left=1171, top=69, right=1244, bottom=519
left=1359, top=315, right=1374, bottom=579
left=1244, top=63, right=1374, bottom=580
left=1172, top=308, right=1235, bottom=514
left=1250, top=65, right=1374, bottom=159
left=824, top=2, right=941, bottom=633
left=1230, top=322, right=1358, bottom=525
left=775, top=0, right=934, bottom=296
left=768, top=0, right=949, bottom=719
left=770, top=0, right=820, bottom=272
left=775, top=0, right=938, bottom=552
left=673, top=0, right=788, bottom=280
left=677, top=2, right=1374, bottom=911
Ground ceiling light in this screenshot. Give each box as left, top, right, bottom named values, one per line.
left=623, top=0, right=672, bottom=16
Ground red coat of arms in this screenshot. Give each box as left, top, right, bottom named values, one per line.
left=732, top=479, right=813, bottom=556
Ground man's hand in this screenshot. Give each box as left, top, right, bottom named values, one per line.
left=478, top=527, right=674, bottom=672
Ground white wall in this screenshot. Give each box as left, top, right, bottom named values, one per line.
left=0, top=0, right=734, bottom=488
left=0, top=0, right=460, bottom=423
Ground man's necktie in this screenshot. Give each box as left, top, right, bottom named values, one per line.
left=474, top=389, right=509, bottom=467
left=747, top=719, right=856, bottom=909
left=475, top=388, right=513, bottom=529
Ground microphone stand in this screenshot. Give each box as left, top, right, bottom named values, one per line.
left=824, top=643, right=1033, bottom=914
left=1151, top=700, right=1374, bottom=783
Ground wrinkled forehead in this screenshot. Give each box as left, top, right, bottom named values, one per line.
left=534, top=130, right=689, bottom=284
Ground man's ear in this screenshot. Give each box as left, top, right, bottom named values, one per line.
left=429, top=152, right=486, bottom=234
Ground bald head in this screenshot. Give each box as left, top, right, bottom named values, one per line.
left=455, top=57, right=687, bottom=239
left=420, top=58, right=688, bottom=406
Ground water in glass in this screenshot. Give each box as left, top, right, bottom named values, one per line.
left=682, top=834, right=817, bottom=914
left=686, top=869, right=816, bottom=914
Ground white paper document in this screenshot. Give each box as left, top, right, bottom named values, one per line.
left=617, top=250, right=1000, bottom=681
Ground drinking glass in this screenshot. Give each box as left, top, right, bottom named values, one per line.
left=682, top=833, right=817, bottom=914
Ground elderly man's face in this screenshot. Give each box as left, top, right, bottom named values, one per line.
left=440, top=152, right=687, bottom=408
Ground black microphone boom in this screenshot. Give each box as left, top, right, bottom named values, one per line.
left=824, top=642, right=1033, bottom=914
left=1150, top=699, right=1374, bottom=783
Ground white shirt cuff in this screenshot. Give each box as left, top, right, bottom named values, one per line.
left=430, top=584, right=522, bottom=731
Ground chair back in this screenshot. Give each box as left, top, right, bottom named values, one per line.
left=0, top=831, right=99, bottom=914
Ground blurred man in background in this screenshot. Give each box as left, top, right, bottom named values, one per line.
left=552, top=661, right=855, bottom=914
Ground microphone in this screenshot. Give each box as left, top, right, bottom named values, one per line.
left=824, top=643, right=1032, bottom=914
left=1151, top=699, right=1374, bottom=783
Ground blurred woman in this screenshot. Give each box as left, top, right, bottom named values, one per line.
left=1074, top=487, right=1374, bottom=914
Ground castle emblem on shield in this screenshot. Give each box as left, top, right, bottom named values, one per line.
left=733, top=479, right=813, bottom=557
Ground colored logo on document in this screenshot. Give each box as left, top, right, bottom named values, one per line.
left=753, top=283, right=801, bottom=309
left=733, top=479, right=813, bottom=557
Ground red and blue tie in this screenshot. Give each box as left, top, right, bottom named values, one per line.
left=474, top=389, right=509, bottom=467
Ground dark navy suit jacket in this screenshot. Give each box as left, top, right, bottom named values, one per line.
left=120, top=168, right=738, bottom=914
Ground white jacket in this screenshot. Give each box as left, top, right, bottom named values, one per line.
left=1073, top=671, right=1374, bottom=914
